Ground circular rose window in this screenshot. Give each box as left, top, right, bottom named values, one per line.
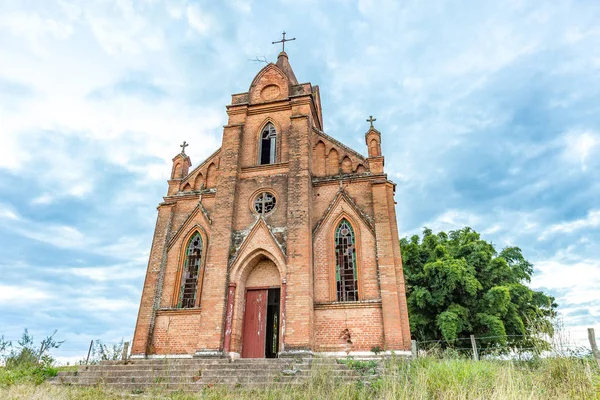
left=254, top=192, right=276, bottom=215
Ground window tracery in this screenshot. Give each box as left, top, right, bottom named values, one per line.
left=254, top=192, right=276, bottom=215
left=178, top=232, right=203, bottom=308
left=335, top=219, right=358, bottom=302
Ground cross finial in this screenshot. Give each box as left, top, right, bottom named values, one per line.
left=366, top=115, right=377, bottom=128
left=272, top=31, right=296, bottom=52
left=180, top=141, right=189, bottom=154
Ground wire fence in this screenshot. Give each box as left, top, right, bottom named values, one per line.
left=412, top=327, right=600, bottom=364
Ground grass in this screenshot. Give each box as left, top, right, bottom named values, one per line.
left=1, top=356, right=599, bottom=399
left=0, top=365, right=58, bottom=387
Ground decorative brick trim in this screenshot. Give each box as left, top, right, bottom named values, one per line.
left=312, top=174, right=387, bottom=186
left=163, top=190, right=216, bottom=202
left=156, top=308, right=202, bottom=316
left=314, top=300, right=382, bottom=310
left=312, top=190, right=375, bottom=237
left=180, top=148, right=222, bottom=186
left=240, top=162, right=289, bottom=178
left=247, top=103, right=291, bottom=115
left=166, top=211, right=211, bottom=251
left=313, top=129, right=367, bottom=161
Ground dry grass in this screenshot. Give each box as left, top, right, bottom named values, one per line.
left=1, top=356, right=599, bottom=400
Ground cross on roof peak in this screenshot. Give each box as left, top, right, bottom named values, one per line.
left=180, top=141, right=188, bottom=154
left=366, top=115, right=377, bottom=128
left=272, top=31, right=296, bottom=52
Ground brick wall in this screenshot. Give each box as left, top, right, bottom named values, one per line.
left=314, top=305, right=384, bottom=352
left=246, top=259, right=280, bottom=288
left=151, top=311, right=203, bottom=354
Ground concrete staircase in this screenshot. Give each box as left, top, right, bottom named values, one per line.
left=51, top=357, right=380, bottom=392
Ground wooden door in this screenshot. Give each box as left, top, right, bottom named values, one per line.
left=242, top=289, right=268, bottom=358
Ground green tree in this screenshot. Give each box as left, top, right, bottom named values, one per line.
left=401, top=227, right=557, bottom=349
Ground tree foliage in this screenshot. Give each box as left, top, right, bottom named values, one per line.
left=401, top=227, right=557, bottom=348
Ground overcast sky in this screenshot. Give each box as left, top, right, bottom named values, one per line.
left=0, top=0, right=598, bottom=361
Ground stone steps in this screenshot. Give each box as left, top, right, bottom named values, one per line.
left=102, top=358, right=305, bottom=365
left=61, top=369, right=360, bottom=381
left=50, top=357, right=380, bottom=391
left=78, top=363, right=306, bottom=371
left=70, top=364, right=317, bottom=376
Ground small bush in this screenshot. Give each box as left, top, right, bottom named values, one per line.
left=0, top=328, right=63, bottom=388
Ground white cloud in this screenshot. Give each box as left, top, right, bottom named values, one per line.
left=228, top=0, right=252, bottom=14
left=0, top=204, right=19, bottom=220
left=562, top=131, right=600, bottom=171
left=82, top=0, right=165, bottom=55
left=15, top=225, right=86, bottom=249
left=79, top=298, right=138, bottom=312
left=0, top=285, right=52, bottom=304
left=30, top=194, right=54, bottom=205
left=1, top=208, right=149, bottom=259
left=539, top=210, right=600, bottom=240
left=0, top=11, right=73, bottom=56
left=533, top=258, right=600, bottom=292
left=68, top=264, right=146, bottom=282
left=413, top=209, right=484, bottom=235
left=186, top=4, right=211, bottom=35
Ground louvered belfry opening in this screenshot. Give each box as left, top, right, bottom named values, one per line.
left=335, top=219, right=358, bottom=302
left=179, top=232, right=203, bottom=308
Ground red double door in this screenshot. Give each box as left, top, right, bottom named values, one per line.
left=241, top=289, right=280, bottom=358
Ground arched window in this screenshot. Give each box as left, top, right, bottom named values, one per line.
left=260, top=123, right=277, bottom=165
left=178, top=232, right=203, bottom=308
left=335, top=219, right=358, bottom=302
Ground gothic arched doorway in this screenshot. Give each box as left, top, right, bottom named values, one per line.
left=241, top=258, right=281, bottom=358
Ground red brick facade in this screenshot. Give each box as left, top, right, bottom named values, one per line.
left=131, top=52, right=411, bottom=358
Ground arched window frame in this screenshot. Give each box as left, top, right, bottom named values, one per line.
left=174, top=229, right=208, bottom=308
left=259, top=122, right=277, bottom=165
left=331, top=216, right=361, bottom=302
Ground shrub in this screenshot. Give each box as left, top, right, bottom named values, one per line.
left=0, top=329, right=63, bottom=387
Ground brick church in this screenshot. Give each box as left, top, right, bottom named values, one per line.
left=131, top=45, right=411, bottom=359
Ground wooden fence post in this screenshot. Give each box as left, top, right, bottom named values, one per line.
left=85, top=340, right=94, bottom=366
left=122, top=341, right=130, bottom=362
left=411, top=340, right=418, bottom=359
left=470, top=335, right=479, bottom=361
left=588, top=328, right=600, bottom=368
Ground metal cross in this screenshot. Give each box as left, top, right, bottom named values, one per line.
left=366, top=115, right=377, bottom=128
left=180, top=141, right=189, bottom=154
left=272, top=31, right=296, bottom=52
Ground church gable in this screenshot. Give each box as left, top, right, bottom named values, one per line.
left=313, top=189, right=375, bottom=237
left=166, top=204, right=212, bottom=251
left=312, top=131, right=369, bottom=177
left=229, top=218, right=286, bottom=276
left=180, top=148, right=221, bottom=192
left=248, top=64, right=291, bottom=105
